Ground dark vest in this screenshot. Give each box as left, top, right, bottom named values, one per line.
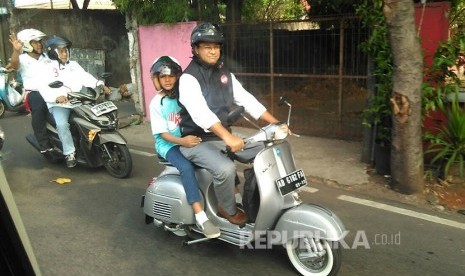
left=179, top=58, right=234, bottom=139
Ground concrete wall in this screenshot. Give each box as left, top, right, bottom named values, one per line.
left=138, top=21, right=196, bottom=121
left=8, top=9, right=131, bottom=87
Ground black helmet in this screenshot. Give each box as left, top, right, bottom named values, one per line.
left=190, top=22, right=224, bottom=46
left=150, top=56, right=182, bottom=77
left=44, top=35, right=72, bottom=62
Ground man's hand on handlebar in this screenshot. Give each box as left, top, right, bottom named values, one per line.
left=55, top=95, right=68, bottom=104
left=224, top=135, right=244, bottom=153
left=101, top=85, right=111, bottom=95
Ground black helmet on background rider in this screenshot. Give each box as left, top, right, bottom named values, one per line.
left=44, top=35, right=72, bottom=64
left=150, top=56, right=182, bottom=78
left=190, top=22, right=224, bottom=48
left=16, top=28, right=47, bottom=53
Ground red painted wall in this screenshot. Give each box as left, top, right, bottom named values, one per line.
left=415, top=2, right=450, bottom=154
left=414, top=1, right=450, bottom=67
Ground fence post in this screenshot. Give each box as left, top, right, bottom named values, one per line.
left=338, top=17, right=344, bottom=124
left=269, top=21, right=274, bottom=114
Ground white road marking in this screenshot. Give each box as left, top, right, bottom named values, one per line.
left=338, top=195, right=465, bottom=230
left=130, top=149, right=464, bottom=229
left=129, top=149, right=155, bottom=157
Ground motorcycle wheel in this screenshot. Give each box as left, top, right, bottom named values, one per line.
left=102, top=143, right=132, bottom=178
left=285, top=237, right=341, bottom=276
left=0, top=101, right=5, bottom=118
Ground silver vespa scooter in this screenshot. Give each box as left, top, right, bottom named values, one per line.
left=142, top=97, right=346, bottom=276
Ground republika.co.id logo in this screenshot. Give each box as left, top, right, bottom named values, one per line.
left=239, top=230, right=401, bottom=250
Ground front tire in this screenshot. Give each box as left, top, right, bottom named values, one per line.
left=102, top=143, right=132, bottom=178
left=286, top=237, right=341, bottom=276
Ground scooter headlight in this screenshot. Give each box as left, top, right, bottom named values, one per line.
left=273, top=123, right=289, bottom=140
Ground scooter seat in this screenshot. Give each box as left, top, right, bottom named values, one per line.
left=157, top=154, right=172, bottom=166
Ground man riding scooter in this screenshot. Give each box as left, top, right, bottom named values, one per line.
left=177, top=22, right=280, bottom=225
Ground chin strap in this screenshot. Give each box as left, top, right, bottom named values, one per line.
left=160, top=90, right=176, bottom=105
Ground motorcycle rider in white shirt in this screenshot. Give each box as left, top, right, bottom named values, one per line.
left=38, top=35, right=110, bottom=168
left=8, top=29, right=54, bottom=153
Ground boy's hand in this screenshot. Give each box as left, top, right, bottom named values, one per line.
left=181, top=135, right=202, bottom=148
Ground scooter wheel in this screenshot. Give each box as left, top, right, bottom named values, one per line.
left=286, top=238, right=341, bottom=276
left=102, top=143, right=132, bottom=178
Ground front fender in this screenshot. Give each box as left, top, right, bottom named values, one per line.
left=274, top=204, right=346, bottom=243
left=99, top=131, right=127, bottom=145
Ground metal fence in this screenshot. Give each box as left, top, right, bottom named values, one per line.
left=221, top=17, right=369, bottom=141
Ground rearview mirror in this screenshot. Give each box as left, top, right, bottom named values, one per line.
left=48, top=81, right=63, bottom=89
left=100, top=72, right=112, bottom=79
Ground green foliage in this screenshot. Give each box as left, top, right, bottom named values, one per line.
left=112, top=0, right=191, bottom=25
left=242, top=0, right=306, bottom=21
left=356, top=0, right=393, bottom=145
left=423, top=32, right=465, bottom=178
left=449, top=0, right=465, bottom=33
left=308, top=0, right=358, bottom=16
left=422, top=32, right=465, bottom=115
left=424, top=99, right=465, bottom=177
left=112, top=0, right=307, bottom=24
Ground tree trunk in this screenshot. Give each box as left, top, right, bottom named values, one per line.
left=225, top=0, right=243, bottom=60
left=384, top=1, right=424, bottom=193
left=226, top=0, right=242, bottom=23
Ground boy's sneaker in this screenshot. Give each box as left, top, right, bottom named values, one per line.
left=198, top=220, right=220, bottom=239
left=65, top=152, right=77, bottom=168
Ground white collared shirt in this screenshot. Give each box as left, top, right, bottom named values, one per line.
left=38, top=60, right=103, bottom=108
left=178, top=72, right=266, bottom=131
left=18, top=53, right=52, bottom=91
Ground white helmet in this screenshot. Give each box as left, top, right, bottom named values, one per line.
left=17, top=28, right=46, bottom=53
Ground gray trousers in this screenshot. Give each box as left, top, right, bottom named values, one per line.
left=180, top=140, right=264, bottom=215
left=180, top=140, right=237, bottom=215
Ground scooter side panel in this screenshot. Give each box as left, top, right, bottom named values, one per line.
left=253, top=141, right=300, bottom=230
left=98, top=132, right=127, bottom=144
left=143, top=174, right=201, bottom=225
left=72, top=117, right=100, bottom=141
left=72, top=117, right=126, bottom=145
left=274, top=203, right=346, bottom=243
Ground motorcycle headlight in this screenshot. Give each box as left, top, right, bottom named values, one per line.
left=273, top=123, right=289, bottom=140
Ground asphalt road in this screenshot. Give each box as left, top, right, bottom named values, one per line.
left=1, top=110, right=464, bottom=276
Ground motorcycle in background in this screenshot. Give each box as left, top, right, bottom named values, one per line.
left=0, top=66, right=27, bottom=118
left=142, top=97, right=346, bottom=276
left=26, top=75, right=133, bottom=178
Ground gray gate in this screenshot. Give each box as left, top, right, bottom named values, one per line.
left=221, top=17, right=368, bottom=141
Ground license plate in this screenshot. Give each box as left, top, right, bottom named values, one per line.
left=91, top=101, right=117, bottom=116
left=275, top=169, right=308, bottom=196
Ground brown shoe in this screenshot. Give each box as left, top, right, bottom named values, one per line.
left=217, top=205, right=247, bottom=225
